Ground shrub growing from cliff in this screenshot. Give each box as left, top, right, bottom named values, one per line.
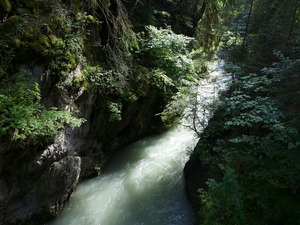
left=137, top=25, right=196, bottom=85
left=0, top=74, right=85, bottom=144
left=135, top=26, right=204, bottom=126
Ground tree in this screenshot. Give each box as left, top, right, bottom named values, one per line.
left=0, top=72, right=85, bottom=144
left=241, top=0, right=254, bottom=51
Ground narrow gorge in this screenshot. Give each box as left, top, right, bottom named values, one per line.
left=46, top=60, right=229, bottom=225
left=1, top=0, right=299, bottom=225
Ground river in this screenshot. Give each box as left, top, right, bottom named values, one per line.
left=47, top=60, right=229, bottom=225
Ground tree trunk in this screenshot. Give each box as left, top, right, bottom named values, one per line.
left=289, top=0, right=299, bottom=38
left=193, top=2, right=207, bottom=29
left=242, top=0, right=254, bottom=52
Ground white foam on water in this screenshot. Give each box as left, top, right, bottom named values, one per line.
left=47, top=60, right=230, bottom=225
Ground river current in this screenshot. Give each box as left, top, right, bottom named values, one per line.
left=47, top=60, right=229, bottom=225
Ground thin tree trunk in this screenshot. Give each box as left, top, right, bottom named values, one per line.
left=242, top=0, right=254, bottom=52
left=234, top=19, right=239, bottom=50
left=289, top=0, right=299, bottom=38
left=193, top=2, right=207, bottom=29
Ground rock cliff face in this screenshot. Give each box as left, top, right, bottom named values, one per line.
left=184, top=154, right=209, bottom=224
left=0, top=64, right=167, bottom=225
left=0, top=0, right=202, bottom=223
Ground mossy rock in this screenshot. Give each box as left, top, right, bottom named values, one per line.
left=27, top=35, right=52, bottom=57
left=38, top=35, right=51, bottom=48
left=40, top=23, right=52, bottom=35
left=15, top=0, right=43, bottom=16
left=49, top=16, right=66, bottom=32
left=69, top=0, right=82, bottom=12
left=19, top=0, right=37, bottom=10
left=14, top=35, right=53, bottom=62
left=0, top=0, right=11, bottom=12
left=66, top=50, right=77, bottom=69
left=13, top=38, right=22, bottom=47
left=16, top=7, right=31, bottom=15
left=14, top=41, right=38, bottom=62
left=0, top=16, right=20, bottom=35
left=48, top=35, right=64, bottom=48
left=22, top=25, right=42, bottom=41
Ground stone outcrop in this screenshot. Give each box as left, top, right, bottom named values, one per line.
left=0, top=65, right=167, bottom=225
left=184, top=149, right=210, bottom=224
left=0, top=0, right=195, bottom=223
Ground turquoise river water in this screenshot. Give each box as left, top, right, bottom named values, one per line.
left=47, top=60, right=229, bottom=225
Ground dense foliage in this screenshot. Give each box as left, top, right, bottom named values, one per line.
left=2, top=0, right=299, bottom=223
left=0, top=0, right=215, bottom=144
left=192, top=0, right=300, bottom=224
left=197, top=58, right=300, bottom=224
left=0, top=1, right=91, bottom=143
left=138, top=25, right=195, bottom=83
left=0, top=73, right=85, bottom=143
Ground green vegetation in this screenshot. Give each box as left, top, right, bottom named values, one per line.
left=136, top=25, right=208, bottom=126
left=1, top=0, right=299, bottom=223
left=192, top=0, right=300, bottom=224
left=138, top=25, right=195, bottom=84
left=0, top=3, right=94, bottom=144
left=0, top=0, right=11, bottom=12
left=0, top=0, right=209, bottom=144
left=197, top=58, right=300, bottom=224
left=0, top=74, right=85, bottom=143
left=1, top=0, right=250, bottom=144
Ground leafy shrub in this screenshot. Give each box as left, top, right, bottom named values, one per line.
left=196, top=57, right=300, bottom=224
left=0, top=75, right=85, bottom=143
left=146, top=68, right=174, bottom=95
left=199, top=167, right=246, bottom=225
left=85, top=65, right=137, bottom=102
left=137, top=25, right=196, bottom=85
left=135, top=26, right=205, bottom=126
left=106, top=101, right=122, bottom=123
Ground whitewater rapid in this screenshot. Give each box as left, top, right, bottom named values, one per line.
left=47, top=60, right=230, bottom=225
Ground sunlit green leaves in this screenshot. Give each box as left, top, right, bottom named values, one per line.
left=224, top=96, right=283, bottom=129
left=106, top=101, right=122, bottom=122
left=137, top=25, right=196, bottom=84
left=196, top=56, right=300, bottom=224
left=0, top=76, right=85, bottom=143
left=199, top=167, right=246, bottom=225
